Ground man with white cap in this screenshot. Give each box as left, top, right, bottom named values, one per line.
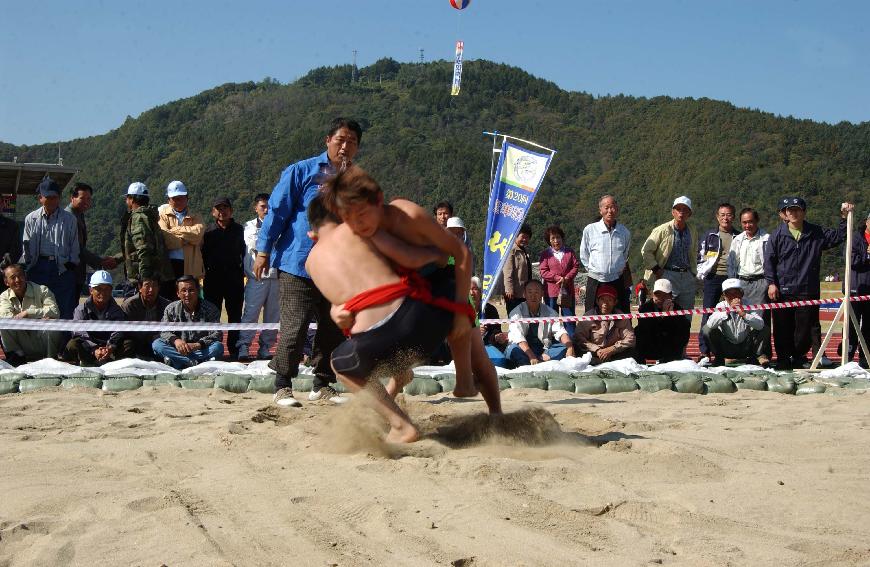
left=446, top=216, right=475, bottom=268
left=63, top=270, right=134, bottom=366
left=158, top=180, right=204, bottom=299
left=701, top=278, right=770, bottom=366
left=633, top=278, right=691, bottom=363
left=113, top=182, right=174, bottom=293
left=640, top=196, right=698, bottom=314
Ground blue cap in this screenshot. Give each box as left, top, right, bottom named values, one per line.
left=37, top=178, right=61, bottom=197
left=167, top=180, right=188, bottom=197
left=779, top=196, right=806, bottom=211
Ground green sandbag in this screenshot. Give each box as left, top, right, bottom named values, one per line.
left=332, top=380, right=350, bottom=394
left=180, top=378, right=214, bottom=389
left=703, top=375, right=736, bottom=394
left=291, top=377, right=314, bottom=392
left=817, top=377, right=850, bottom=388
left=734, top=376, right=768, bottom=391
left=30, top=373, right=64, bottom=381
left=845, top=379, right=870, bottom=390
left=214, top=374, right=250, bottom=393
left=795, top=382, right=826, bottom=395
left=62, top=377, right=102, bottom=389
left=498, top=379, right=511, bottom=391
left=0, top=372, right=26, bottom=383
left=437, top=376, right=457, bottom=392
left=431, top=372, right=455, bottom=382
left=141, top=378, right=179, bottom=388
left=603, top=376, right=638, bottom=394
left=101, top=377, right=142, bottom=392
left=247, top=375, right=277, bottom=394
left=0, top=381, right=18, bottom=394
left=19, top=378, right=61, bottom=392
left=547, top=376, right=576, bottom=392
left=154, top=372, right=179, bottom=381
left=105, top=373, right=140, bottom=382
left=598, top=369, right=630, bottom=380
left=535, top=370, right=572, bottom=381
left=574, top=378, right=607, bottom=395
left=403, top=377, right=442, bottom=396
left=671, top=373, right=705, bottom=394
left=765, top=375, right=796, bottom=394
left=635, top=374, right=673, bottom=393
left=508, top=375, right=548, bottom=390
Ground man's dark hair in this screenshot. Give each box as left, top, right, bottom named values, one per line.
left=519, top=223, right=533, bottom=237
left=138, top=275, right=160, bottom=287
left=254, top=193, right=270, bottom=205
left=524, top=278, right=544, bottom=291
left=176, top=275, right=199, bottom=290
left=433, top=201, right=454, bottom=215
left=327, top=117, right=363, bottom=143
left=738, top=207, right=759, bottom=222
left=321, top=166, right=382, bottom=213
left=307, top=194, right=339, bottom=230
left=131, top=195, right=149, bottom=207
left=1, top=262, right=25, bottom=276
left=71, top=182, right=93, bottom=197
left=717, top=202, right=736, bottom=215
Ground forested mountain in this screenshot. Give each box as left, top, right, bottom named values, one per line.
left=3, top=58, right=868, bottom=276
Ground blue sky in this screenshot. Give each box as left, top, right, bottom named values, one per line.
left=2, top=0, right=868, bottom=145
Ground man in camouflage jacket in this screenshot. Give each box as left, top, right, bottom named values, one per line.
left=114, top=182, right=174, bottom=292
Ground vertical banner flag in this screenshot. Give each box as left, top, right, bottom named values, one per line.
left=481, top=139, right=555, bottom=305
left=451, top=41, right=464, bottom=96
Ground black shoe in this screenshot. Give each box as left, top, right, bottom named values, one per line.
left=3, top=351, right=26, bottom=367
left=237, top=354, right=254, bottom=363
left=774, top=359, right=793, bottom=371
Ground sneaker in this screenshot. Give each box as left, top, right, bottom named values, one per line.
left=819, top=355, right=834, bottom=369
left=308, top=386, right=349, bottom=404
left=273, top=387, right=301, bottom=407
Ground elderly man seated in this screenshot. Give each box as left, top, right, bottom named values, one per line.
left=634, top=278, right=690, bottom=363
left=505, top=279, right=574, bottom=367
left=152, top=275, right=224, bottom=369
left=574, top=284, right=635, bottom=365
left=0, top=263, right=64, bottom=365
left=64, top=270, right=134, bottom=366
left=701, top=278, right=771, bottom=367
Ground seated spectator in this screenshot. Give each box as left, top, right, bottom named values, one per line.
left=574, top=284, right=635, bottom=365
left=0, top=263, right=64, bottom=364
left=152, top=275, right=224, bottom=369
left=120, top=276, right=171, bottom=359
left=634, top=278, right=690, bottom=363
left=505, top=279, right=574, bottom=367
left=470, top=276, right=504, bottom=348
left=701, top=278, right=771, bottom=367
left=64, top=271, right=134, bottom=366
left=539, top=225, right=579, bottom=337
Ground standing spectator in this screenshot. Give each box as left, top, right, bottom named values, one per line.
left=640, top=196, right=698, bottom=313
left=727, top=207, right=771, bottom=351
left=842, top=210, right=870, bottom=368
left=470, top=275, right=504, bottom=348
left=158, top=180, right=204, bottom=300
left=0, top=263, right=63, bottom=364
left=113, top=182, right=174, bottom=292
left=502, top=223, right=533, bottom=313
left=506, top=279, right=574, bottom=366
left=252, top=117, right=358, bottom=406
left=434, top=201, right=453, bottom=228
left=0, top=210, right=22, bottom=293
left=765, top=197, right=853, bottom=369
left=66, top=182, right=116, bottom=306
left=696, top=202, right=740, bottom=358
left=702, top=279, right=771, bottom=366
left=633, top=278, right=690, bottom=363
left=237, top=193, right=279, bottom=361
left=579, top=195, right=632, bottom=314
left=21, top=178, right=80, bottom=319
left=120, top=276, right=171, bottom=359
left=539, top=225, right=580, bottom=336
left=63, top=271, right=134, bottom=366
left=152, top=275, right=224, bottom=369
left=446, top=216, right=475, bottom=269
left=202, top=197, right=246, bottom=360
left=574, top=284, right=635, bottom=365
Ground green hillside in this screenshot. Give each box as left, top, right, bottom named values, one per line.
left=3, top=58, right=868, bottom=277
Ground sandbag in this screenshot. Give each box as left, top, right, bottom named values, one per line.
left=671, top=373, right=705, bottom=394
left=62, top=377, right=102, bottom=389
left=765, top=375, right=796, bottom=395
left=508, top=375, right=548, bottom=390
left=546, top=376, right=575, bottom=392
left=0, top=381, right=18, bottom=394
left=635, top=374, right=673, bottom=393
left=498, top=379, right=511, bottom=391
left=573, top=378, right=607, bottom=395
left=332, top=380, right=350, bottom=394
left=703, top=375, right=737, bottom=394
left=603, top=376, right=638, bottom=394
left=795, top=381, right=826, bottom=395
left=816, top=377, right=850, bottom=388
left=291, top=377, right=314, bottom=392
left=734, top=376, right=768, bottom=391
left=141, top=378, right=180, bottom=388
left=154, top=372, right=179, bottom=381
left=214, top=374, right=250, bottom=393
left=403, top=377, right=442, bottom=396
left=845, top=379, right=870, bottom=390
left=101, top=377, right=142, bottom=392
left=247, top=375, right=277, bottom=394
left=18, top=378, right=61, bottom=392
left=0, top=372, right=27, bottom=383
left=437, top=376, right=457, bottom=393
left=180, top=378, right=215, bottom=389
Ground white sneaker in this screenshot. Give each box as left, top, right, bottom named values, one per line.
left=308, top=386, right=349, bottom=404
left=273, top=387, right=301, bottom=407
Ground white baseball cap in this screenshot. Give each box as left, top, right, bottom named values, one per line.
left=653, top=278, right=673, bottom=294
left=446, top=216, right=465, bottom=230
left=722, top=278, right=742, bottom=292
left=127, top=182, right=149, bottom=196
left=89, top=270, right=113, bottom=287
left=166, top=180, right=188, bottom=197
left=672, top=196, right=692, bottom=211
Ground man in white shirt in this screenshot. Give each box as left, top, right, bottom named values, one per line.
left=701, top=278, right=770, bottom=366
left=579, top=195, right=632, bottom=313
left=727, top=207, right=769, bottom=307
left=506, top=279, right=575, bottom=366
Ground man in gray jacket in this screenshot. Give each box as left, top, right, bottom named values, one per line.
left=151, top=275, right=224, bottom=369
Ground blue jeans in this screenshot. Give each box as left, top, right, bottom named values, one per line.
left=546, top=297, right=576, bottom=337
left=506, top=342, right=567, bottom=367
left=152, top=339, right=225, bottom=370
left=27, top=258, right=77, bottom=319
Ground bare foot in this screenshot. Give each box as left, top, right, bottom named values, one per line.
left=452, top=384, right=479, bottom=397
left=385, top=423, right=420, bottom=444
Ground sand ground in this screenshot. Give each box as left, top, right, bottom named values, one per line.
left=1, top=387, right=869, bottom=567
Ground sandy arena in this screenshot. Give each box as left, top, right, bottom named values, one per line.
left=1, top=387, right=869, bottom=566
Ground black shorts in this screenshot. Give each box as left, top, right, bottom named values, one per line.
left=331, top=298, right=453, bottom=380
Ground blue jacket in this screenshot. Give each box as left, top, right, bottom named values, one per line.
left=764, top=219, right=846, bottom=297
left=256, top=151, right=334, bottom=278
left=849, top=230, right=870, bottom=294
left=696, top=225, right=739, bottom=280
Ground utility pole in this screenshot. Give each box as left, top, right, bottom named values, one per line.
left=352, top=49, right=358, bottom=82
left=419, top=48, right=424, bottom=64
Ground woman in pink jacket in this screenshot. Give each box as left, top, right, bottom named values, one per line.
left=539, top=225, right=579, bottom=336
